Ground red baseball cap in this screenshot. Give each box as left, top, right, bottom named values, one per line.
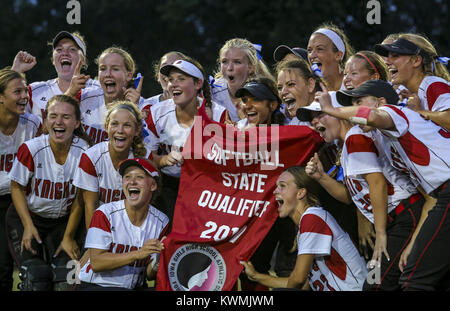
left=118, top=158, right=159, bottom=179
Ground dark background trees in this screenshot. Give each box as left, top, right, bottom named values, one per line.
left=1, top=0, right=448, bottom=97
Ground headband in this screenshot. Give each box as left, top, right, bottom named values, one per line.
left=111, top=104, right=139, bottom=121
left=356, top=52, right=379, bottom=76
left=314, top=28, right=346, bottom=59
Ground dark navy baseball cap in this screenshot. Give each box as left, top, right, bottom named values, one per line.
left=336, top=80, right=399, bottom=106
left=235, top=81, right=281, bottom=104
left=273, top=45, right=308, bottom=62
left=374, top=38, right=431, bottom=61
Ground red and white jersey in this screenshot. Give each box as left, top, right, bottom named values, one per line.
left=27, top=78, right=100, bottom=122
left=77, top=87, right=147, bottom=145
left=341, top=126, right=417, bottom=223
left=72, top=141, right=135, bottom=206
left=379, top=105, right=450, bottom=194
left=145, top=98, right=226, bottom=177
left=79, top=200, right=169, bottom=289
left=211, top=77, right=240, bottom=122
left=0, top=113, right=41, bottom=195
left=297, top=207, right=367, bottom=291
left=8, top=135, right=88, bottom=218
left=417, top=76, right=450, bottom=112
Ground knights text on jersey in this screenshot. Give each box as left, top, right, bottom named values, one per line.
left=378, top=105, right=450, bottom=194
left=8, top=135, right=89, bottom=218
left=78, top=200, right=169, bottom=289
left=297, top=207, right=367, bottom=291
left=0, top=113, right=41, bottom=195
left=417, top=76, right=450, bottom=112
left=72, top=141, right=133, bottom=205
left=341, top=126, right=417, bottom=223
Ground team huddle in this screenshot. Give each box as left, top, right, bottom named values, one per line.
left=0, top=21, right=449, bottom=291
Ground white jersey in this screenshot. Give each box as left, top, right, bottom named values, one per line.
left=145, top=98, right=226, bottom=178
left=289, top=117, right=310, bottom=126
left=72, top=141, right=136, bottom=206
left=77, top=87, right=147, bottom=145
left=8, top=135, right=89, bottom=218
left=0, top=113, right=41, bottom=195
left=341, top=126, right=417, bottom=223
left=27, top=78, right=100, bottom=122
left=379, top=105, right=450, bottom=194
left=298, top=207, right=367, bottom=291
left=79, top=200, right=169, bottom=289
left=417, top=76, right=450, bottom=112
left=210, top=77, right=240, bottom=122
left=140, top=94, right=163, bottom=111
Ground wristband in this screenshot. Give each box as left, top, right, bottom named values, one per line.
left=350, top=106, right=371, bottom=125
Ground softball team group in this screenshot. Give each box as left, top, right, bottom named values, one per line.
left=0, top=22, right=448, bottom=291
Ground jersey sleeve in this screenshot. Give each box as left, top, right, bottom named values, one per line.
left=426, top=81, right=450, bottom=112
left=7, top=143, right=34, bottom=187
left=345, top=133, right=382, bottom=175
left=298, top=213, right=333, bottom=257
left=378, top=105, right=409, bottom=138
left=84, top=209, right=113, bottom=250
left=72, top=152, right=99, bottom=192
left=144, top=110, right=160, bottom=152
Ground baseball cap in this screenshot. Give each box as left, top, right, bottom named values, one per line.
left=52, top=31, right=86, bottom=56
left=374, top=38, right=431, bottom=61
left=336, top=80, right=399, bottom=107
left=235, top=81, right=281, bottom=104
left=273, top=45, right=308, bottom=62
left=118, top=158, right=159, bottom=180
left=296, top=92, right=343, bottom=122
left=160, top=59, right=204, bottom=81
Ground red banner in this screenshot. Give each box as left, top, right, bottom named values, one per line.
left=156, top=112, right=322, bottom=291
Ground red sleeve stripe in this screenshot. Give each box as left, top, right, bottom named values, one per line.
left=89, top=210, right=111, bottom=233
left=426, top=82, right=450, bottom=110
left=219, top=110, right=227, bottom=124
left=79, top=153, right=97, bottom=177
left=345, top=134, right=378, bottom=156
left=75, top=90, right=82, bottom=102
left=16, top=143, right=34, bottom=172
left=145, top=110, right=159, bottom=138
left=27, top=85, right=33, bottom=110
left=299, top=214, right=333, bottom=237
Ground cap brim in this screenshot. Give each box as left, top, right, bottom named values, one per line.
left=296, top=101, right=322, bottom=122
left=160, top=64, right=176, bottom=76
left=235, top=84, right=280, bottom=103
left=336, top=90, right=360, bottom=107
left=273, top=45, right=293, bottom=62
left=52, top=31, right=86, bottom=56
left=118, top=159, right=158, bottom=179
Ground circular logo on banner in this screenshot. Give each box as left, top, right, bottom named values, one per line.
left=168, top=243, right=226, bottom=291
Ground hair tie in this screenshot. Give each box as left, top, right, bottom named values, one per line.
left=356, top=52, right=379, bottom=76
left=253, top=43, right=263, bottom=60
left=436, top=56, right=449, bottom=66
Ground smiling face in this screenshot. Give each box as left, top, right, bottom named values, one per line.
left=158, top=53, right=184, bottom=93
left=241, top=95, right=277, bottom=126
left=220, top=48, right=254, bottom=96
left=106, top=108, right=140, bottom=153
left=343, top=56, right=376, bottom=90
left=123, top=166, right=157, bottom=209
left=274, top=171, right=300, bottom=218
left=167, top=69, right=202, bottom=108
left=385, top=53, right=416, bottom=85
left=0, top=78, right=29, bottom=115
left=46, top=101, right=80, bottom=146
left=52, top=38, right=84, bottom=81
left=307, top=33, right=343, bottom=79
left=310, top=112, right=342, bottom=143
left=98, top=53, right=133, bottom=103
left=277, top=69, right=315, bottom=118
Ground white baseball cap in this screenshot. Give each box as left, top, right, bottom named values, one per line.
left=52, top=31, right=86, bottom=56
left=296, top=92, right=343, bottom=122
left=160, top=60, right=204, bottom=81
